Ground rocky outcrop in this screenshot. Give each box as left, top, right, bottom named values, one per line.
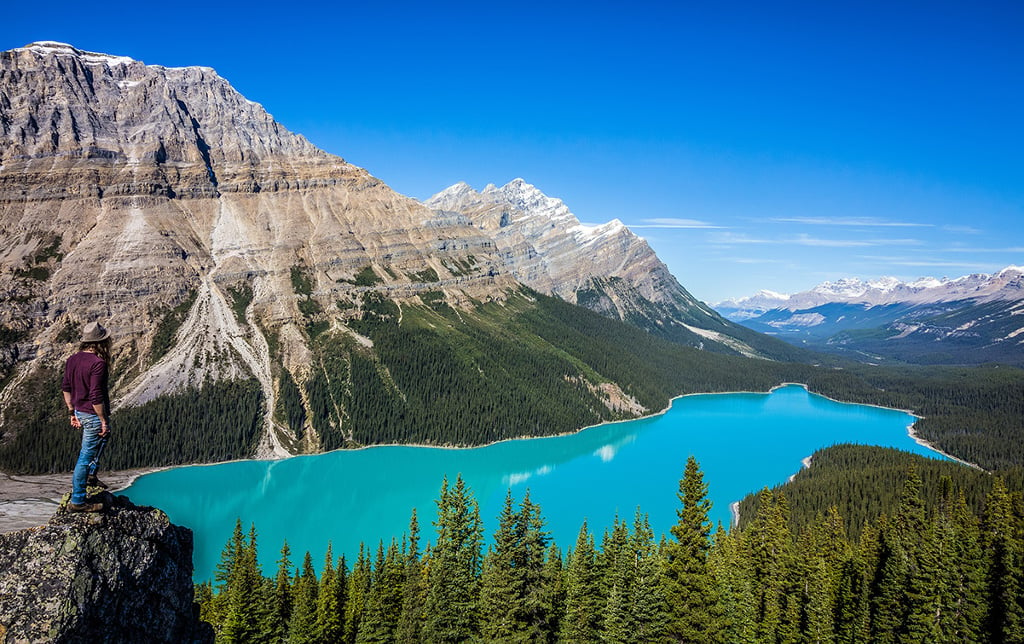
left=0, top=493, right=211, bottom=643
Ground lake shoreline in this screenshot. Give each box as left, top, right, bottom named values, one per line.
left=1, top=381, right=975, bottom=535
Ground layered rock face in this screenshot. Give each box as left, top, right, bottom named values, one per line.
left=0, top=42, right=512, bottom=455
left=0, top=494, right=211, bottom=643
left=427, top=179, right=766, bottom=356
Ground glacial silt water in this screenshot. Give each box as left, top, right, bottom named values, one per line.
left=124, top=384, right=947, bottom=580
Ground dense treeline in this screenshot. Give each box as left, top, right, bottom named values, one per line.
left=105, top=379, right=264, bottom=469
left=0, top=374, right=263, bottom=473
left=737, top=444, right=1024, bottom=539
left=149, top=289, right=199, bottom=365
left=791, top=364, right=1024, bottom=471
left=197, top=458, right=1024, bottom=643
left=295, top=290, right=1024, bottom=471
left=2, top=289, right=1021, bottom=473
left=302, top=296, right=625, bottom=449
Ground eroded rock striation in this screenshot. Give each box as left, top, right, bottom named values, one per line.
left=0, top=42, right=511, bottom=457
left=0, top=494, right=211, bottom=643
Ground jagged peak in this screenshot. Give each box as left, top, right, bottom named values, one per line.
left=426, top=181, right=482, bottom=211
left=15, top=41, right=136, bottom=67
left=725, top=264, right=1024, bottom=312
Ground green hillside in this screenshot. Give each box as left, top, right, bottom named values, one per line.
left=3, top=290, right=1022, bottom=474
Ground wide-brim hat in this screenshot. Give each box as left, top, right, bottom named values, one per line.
left=81, top=321, right=111, bottom=343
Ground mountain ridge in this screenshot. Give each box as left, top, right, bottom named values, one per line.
left=717, top=266, right=1024, bottom=316
left=715, top=267, right=1024, bottom=366
left=426, top=178, right=800, bottom=360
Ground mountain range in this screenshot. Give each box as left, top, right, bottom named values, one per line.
left=0, top=42, right=796, bottom=471
left=715, top=267, right=1024, bottom=365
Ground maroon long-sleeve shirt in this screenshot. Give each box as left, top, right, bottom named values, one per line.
left=62, top=351, right=109, bottom=415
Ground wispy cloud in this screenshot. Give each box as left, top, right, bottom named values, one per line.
left=724, top=257, right=786, bottom=264
left=710, top=232, right=923, bottom=248
left=708, top=232, right=772, bottom=245
left=856, top=255, right=1000, bottom=270
left=942, top=224, right=983, bottom=235
left=944, top=246, right=1024, bottom=253
left=633, top=218, right=724, bottom=229
left=769, top=216, right=932, bottom=228
left=790, top=234, right=924, bottom=248
left=789, top=234, right=874, bottom=248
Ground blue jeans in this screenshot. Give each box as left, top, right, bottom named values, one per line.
left=71, top=412, right=107, bottom=504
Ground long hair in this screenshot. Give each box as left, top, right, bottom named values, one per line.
left=79, top=338, right=111, bottom=363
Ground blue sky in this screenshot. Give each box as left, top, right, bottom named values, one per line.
left=4, top=1, right=1022, bottom=302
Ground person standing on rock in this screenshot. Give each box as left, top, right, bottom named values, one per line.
left=61, top=321, right=113, bottom=513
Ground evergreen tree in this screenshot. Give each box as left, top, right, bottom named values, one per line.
left=518, top=491, right=552, bottom=640
left=834, top=524, right=876, bottom=644
left=628, top=510, right=668, bottom=642
left=478, top=491, right=521, bottom=640
left=559, top=520, right=602, bottom=642
left=663, top=456, right=719, bottom=642
left=422, top=475, right=483, bottom=643
left=897, top=468, right=941, bottom=643
left=745, top=488, right=793, bottom=644
left=315, top=545, right=344, bottom=644
left=709, top=523, right=756, bottom=644
left=541, top=544, right=566, bottom=642
left=209, top=519, right=247, bottom=633
left=271, top=541, right=294, bottom=642
left=799, top=507, right=848, bottom=644
left=345, top=543, right=372, bottom=643
left=600, top=517, right=633, bottom=643
left=195, top=581, right=216, bottom=634
left=358, top=540, right=405, bottom=643
left=288, top=551, right=319, bottom=644
left=396, top=510, right=426, bottom=643
left=221, top=523, right=266, bottom=643
left=870, top=515, right=908, bottom=644
left=933, top=482, right=985, bottom=642
left=983, top=477, right=1024, bottom=643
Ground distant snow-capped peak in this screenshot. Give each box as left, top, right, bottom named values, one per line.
left=717, top=266, right=1024, bottom=313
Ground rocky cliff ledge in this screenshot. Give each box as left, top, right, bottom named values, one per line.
left=0, top=494, right=211, bottom=643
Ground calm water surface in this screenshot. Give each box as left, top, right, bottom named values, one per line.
left=125, top=384, right=946, bottom=581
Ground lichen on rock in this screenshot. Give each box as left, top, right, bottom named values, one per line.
left=0, top=493, right=212, bottom=643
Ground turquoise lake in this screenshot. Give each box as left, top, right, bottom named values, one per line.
left=124, top=384, right=947, bottom=581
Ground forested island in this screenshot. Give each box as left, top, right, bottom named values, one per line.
left=199, top=453, right=1024, bottom=643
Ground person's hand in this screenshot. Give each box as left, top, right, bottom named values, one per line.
left=99, top=421, right=110, bottom=438
left=70, top=413, right=81, bottom=429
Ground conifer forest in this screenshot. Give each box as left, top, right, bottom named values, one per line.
left=198, top=456, right=1024, bottom=643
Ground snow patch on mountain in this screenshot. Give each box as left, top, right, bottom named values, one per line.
left=17, top=41, right=136, bottom=67
left=717, top=266, right=1024, bottom=317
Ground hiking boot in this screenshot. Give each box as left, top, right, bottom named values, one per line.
left=87, top=474, right=108, bottom=490
left=68, top=501, right=104, bottom=513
